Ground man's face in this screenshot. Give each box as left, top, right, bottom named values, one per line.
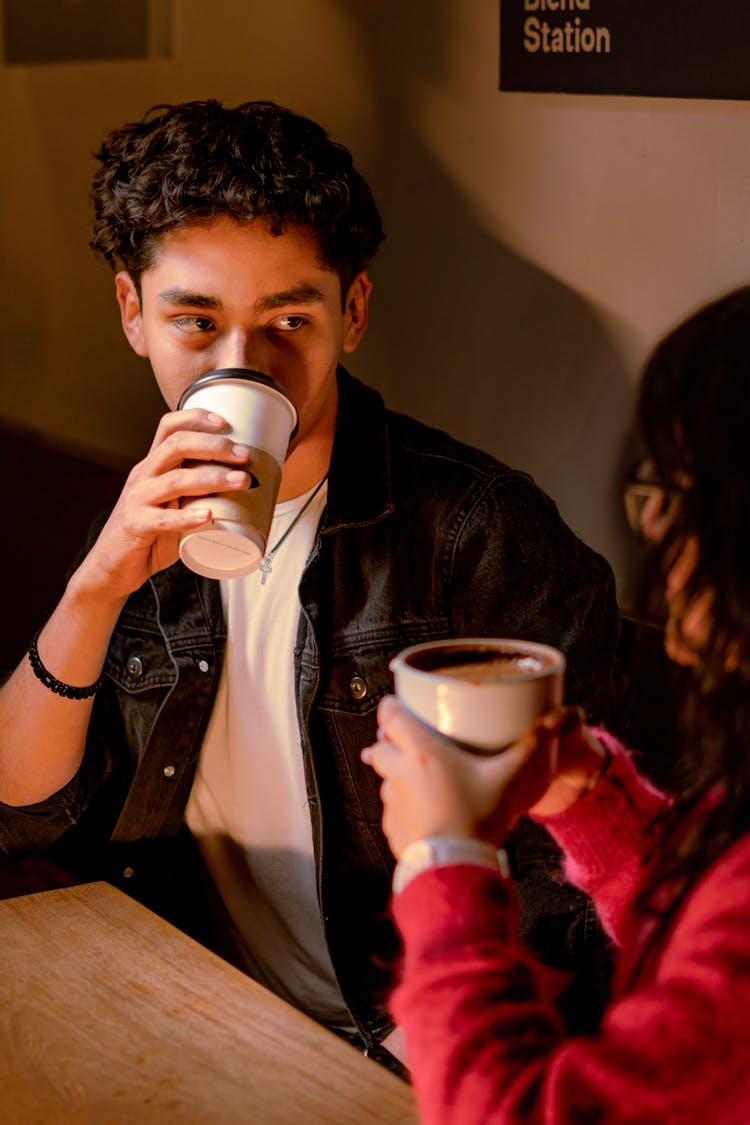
left=116, top=216, right=370, bottom=465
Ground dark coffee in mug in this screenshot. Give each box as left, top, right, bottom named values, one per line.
left=406, top=644, right=554, bottom=682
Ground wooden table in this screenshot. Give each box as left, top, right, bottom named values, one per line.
left=0, top=882, right=417, bottom=1124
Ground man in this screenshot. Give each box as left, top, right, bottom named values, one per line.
left=0, top=100, right=629, bottom=1067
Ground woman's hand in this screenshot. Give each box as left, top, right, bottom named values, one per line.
left=361, top=697, right=555, bottom=859
left=527, top=708, right=608, bottom=817
left=74, top=407, right=252, bottom=603
left=361, top=699, right=608, bottom=860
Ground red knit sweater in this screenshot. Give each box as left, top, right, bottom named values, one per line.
left=391, top=735, right=750, bottom=1123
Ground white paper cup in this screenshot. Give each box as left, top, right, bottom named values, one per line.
left=389, top=638, right=565, bottom=755
left=177, top=369, right=298, bottom=579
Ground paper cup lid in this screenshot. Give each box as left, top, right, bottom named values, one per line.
left=178, top=368, right=298, bottom=440
left=179, top=522, right=265, bottom=579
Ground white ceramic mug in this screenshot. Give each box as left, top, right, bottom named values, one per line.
left=178, top=369, right=298, bottom=579
left=389, top=637, right=565, bottom=755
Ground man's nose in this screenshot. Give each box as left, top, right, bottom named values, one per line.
left=217, top=331, right=271, bottom=375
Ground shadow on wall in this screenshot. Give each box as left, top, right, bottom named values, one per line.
left=339, top=0, right=637, bottom=593
left=338, top=0, right=682, bottom=788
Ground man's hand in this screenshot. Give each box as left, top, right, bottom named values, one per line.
left=75, top=407, right=252, bottom=602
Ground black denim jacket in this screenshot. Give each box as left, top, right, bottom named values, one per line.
left=0, top=369, right=630, bottom=1045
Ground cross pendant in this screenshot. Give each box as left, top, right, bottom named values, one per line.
left=259, top=556, right=273, bottom=585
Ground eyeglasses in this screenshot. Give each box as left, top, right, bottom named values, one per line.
left=623, top=462, right=688, bottom=541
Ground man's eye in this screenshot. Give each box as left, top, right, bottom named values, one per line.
left=272, top=315, right=307, bottom=332
left=174, top=316, right=215, bottom=333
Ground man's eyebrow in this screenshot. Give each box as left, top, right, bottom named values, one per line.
left=158, top=289, right=221, bottom=309
left=254, top=285, right=327, bottom=311
left=156, top=285, right=328, bottom=311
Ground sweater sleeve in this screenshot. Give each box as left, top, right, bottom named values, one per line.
left=391, top=840, right=750, bottom=1125
left=531, top=729, right=670, bottom=943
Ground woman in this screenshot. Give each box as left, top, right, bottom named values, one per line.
left=362, top=287, right=750, bottom=1123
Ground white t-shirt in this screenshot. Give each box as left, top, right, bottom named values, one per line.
left=185, top=480, right=352, bottom=1028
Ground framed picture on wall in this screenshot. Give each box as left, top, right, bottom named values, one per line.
left=1, top=0, right=171, bottom=65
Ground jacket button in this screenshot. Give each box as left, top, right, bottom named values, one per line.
left=196, top=658, right=210, bottom=673
left=126, top=655, right=143, bottom=679
left=162, top=765, right=176, bottom=779
left=349, top=675, right=368, bottom=701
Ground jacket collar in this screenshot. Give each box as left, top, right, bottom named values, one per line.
left=321, top=367, right=395, bottom=533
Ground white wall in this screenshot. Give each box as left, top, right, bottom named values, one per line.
left=2, top=0, right=750, bottom=604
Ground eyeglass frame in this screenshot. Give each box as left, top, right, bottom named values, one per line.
left=623, top=464, right=689, bottom=539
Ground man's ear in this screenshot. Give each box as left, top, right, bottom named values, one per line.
left=341, top=272, right=372, bottom=354
left=115, top=271, right=149, bottom=357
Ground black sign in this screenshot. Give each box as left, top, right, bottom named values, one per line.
left=500, top=1, right=750, bottom=101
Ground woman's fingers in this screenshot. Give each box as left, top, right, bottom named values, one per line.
left=361, top=729, right=403, bottom=778
left=362, top=697, right=563, bottom=851
left=374, top=695, right=437, bottom=747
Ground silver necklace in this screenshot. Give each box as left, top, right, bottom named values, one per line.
left=259, top=475, right=328, bottom=585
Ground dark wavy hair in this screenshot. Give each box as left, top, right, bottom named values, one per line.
left=635, top=285, right=750, bottom=938
left=89, top=99, right=385, bottom=297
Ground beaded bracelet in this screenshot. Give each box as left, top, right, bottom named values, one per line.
left=27, top=631, right=103, bottom=700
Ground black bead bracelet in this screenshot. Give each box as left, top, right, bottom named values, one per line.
left=27, top=631, right=103, bottom=700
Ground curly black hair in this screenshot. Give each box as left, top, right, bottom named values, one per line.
left=634, top=285, right=750, bottom=956
left=89, top=99, right=385, bottom=297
